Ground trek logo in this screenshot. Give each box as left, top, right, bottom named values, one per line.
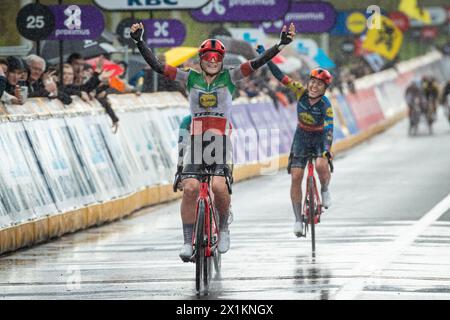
left=64, top=5, right=82, bottom=30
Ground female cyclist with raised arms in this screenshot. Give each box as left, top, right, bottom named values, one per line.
left=130, top=22, right=295, bottom=261
left=257, top=45, right=334, bottom=238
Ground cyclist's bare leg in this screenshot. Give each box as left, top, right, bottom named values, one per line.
left=315, top=157, right=330, bottom=191
left=212, top=176, right=230, bottom=229
left=181, top=178, right=200, bottom=223
left=290, top=168, right=305, bottom=222
left=181, top=178, right=200, bottom=244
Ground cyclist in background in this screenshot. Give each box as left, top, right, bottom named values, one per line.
left=421, top=76, right=438, bottom=134
left=130, top=22, right=295, bottom=261
left=257, top=45, right=334, bottom=238
left=422, top=76, right=439, bottom=119
left=441, top=80, right=450, bottom=123
left=405, top=78, right=425, bottom=136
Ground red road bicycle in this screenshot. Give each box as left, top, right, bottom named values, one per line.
left=174, top=167, right=232, bottom=295
left=301, top=153, right=333, bottom=255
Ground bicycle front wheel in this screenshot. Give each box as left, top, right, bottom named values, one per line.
left=308, top=176, right=316, bottom=253
left=212, top=204, right=222, bottom=276
left=195, top=201, right=205, bottom=295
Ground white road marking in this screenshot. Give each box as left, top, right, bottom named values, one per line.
left=332, top=193, right=450, bottom=300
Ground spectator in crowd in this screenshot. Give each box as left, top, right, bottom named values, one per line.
left=67, top=52, right=85, bottom=86
left=58, top=62, right=101, bottom=101
left=25, top=54, right=46, bottom=95
left=141, top=54, right=185, bottom=95
left=56, top=60, right=120, bottom=132
left=82, top=63, right=96, bottom=86
left=95, top=84, right=120, bottom=133
left=24, top=54, right=66, bottom=103
left=4, top=56, right=25, bottom=95
left=108, top=60, right=139, bottom=94
left=2, top=56, right=27, bottom=105
left=0, top=58, right=8, bottom=98
left=0, top=62, right=6, bottom=98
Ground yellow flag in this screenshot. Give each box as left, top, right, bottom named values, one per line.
left=398, top=0, right=431, bottom=24
left=164, top=47, right=198, bottom=67
left=362, top=16, right=403, bottom=60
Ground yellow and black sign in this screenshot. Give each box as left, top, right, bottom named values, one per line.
left=363, top=15, right=403, bottom=60
left=199, top=92, right=218, bottom=110
left=398, top=0, right=431, bottom=24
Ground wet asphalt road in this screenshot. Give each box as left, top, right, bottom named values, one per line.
left=1, top=111, right=450, bottom=300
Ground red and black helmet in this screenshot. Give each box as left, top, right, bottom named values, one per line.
left=199, top=39, right=226, bottom=57
left=310, top=68, right=333, bottom=86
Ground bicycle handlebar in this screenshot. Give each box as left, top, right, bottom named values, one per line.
left=172, top=169, right=233, bottom=195
left=305, top=153, right=334, bottom=173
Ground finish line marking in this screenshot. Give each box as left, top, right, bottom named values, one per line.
left=332, top=193, right=450, bottom=300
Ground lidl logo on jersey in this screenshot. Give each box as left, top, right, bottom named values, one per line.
left=326, top=107, right=333, bottom=118
left=199, top=92, right=218, bottom=110
left=299, top=112, right=316, bottom=125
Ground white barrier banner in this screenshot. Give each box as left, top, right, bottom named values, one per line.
left=64, top=116, right=126, bottom=201
left=95, top=115, right=135, bottom=195
left=0, top=197, right=10, bottom=228
left=11, top=122, right=58, bottom=217
left=0, top=121, right=57, bottom=225
left=143, top=109, right=176, bottom=183
left=0, top=123, right=35, bottom=223
left=158, top=107, right=187, bottom=166
left=23, top=119, right=96, bottom=211
left=114, top=112, right=162, bottom=187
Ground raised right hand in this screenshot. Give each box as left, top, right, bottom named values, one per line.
left=279, top=23, right=295, bottom=46
left=130, top=22, right=144, bottom=43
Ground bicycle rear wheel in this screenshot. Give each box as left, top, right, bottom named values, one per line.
left=308, top=176, right=316, bottom=253
left=195, top=201, right=205, bottom=295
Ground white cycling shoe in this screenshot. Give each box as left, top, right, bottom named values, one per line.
left=179, top=243, right=193, bottom=262
left=293, top=221, right=303, bottom=237
left=321, top=190, right=331, bottom=209
left=218, top=230, right=230, bottom=253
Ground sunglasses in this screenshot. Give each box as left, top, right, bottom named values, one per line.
left=200, top=51, right=224, bottom=62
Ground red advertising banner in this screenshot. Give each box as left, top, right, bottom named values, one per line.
left=345, top=88, right=385, bottom=130
left=388, top=11, right=410, bottom=32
